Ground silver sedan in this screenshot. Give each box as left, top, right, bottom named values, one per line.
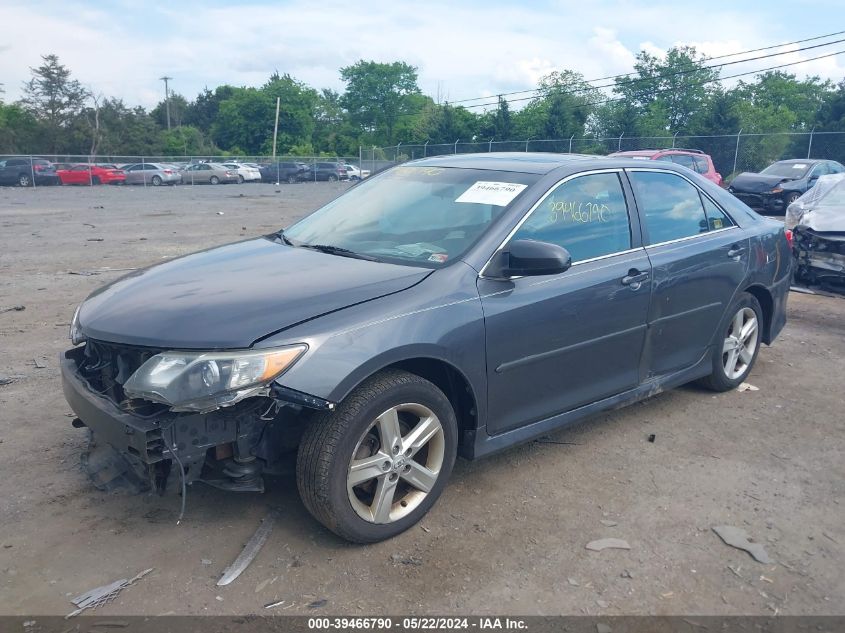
left=179, top=163, right=240, bottom=185
left=122, top=163, right=182, bottom=186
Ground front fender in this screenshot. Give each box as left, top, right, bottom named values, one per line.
left=257, top=262, right=489, bottom=430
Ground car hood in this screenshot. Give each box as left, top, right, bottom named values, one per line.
left=730, top=172, right=802, bottom=193
left=79, top=237, right=431, bottom=349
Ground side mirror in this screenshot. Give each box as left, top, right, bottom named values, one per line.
left=487, top=239, right=572, bottom=278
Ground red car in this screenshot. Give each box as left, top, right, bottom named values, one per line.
left=57, top=164, right=126, bottom=186
left=609, top=148, right=723, bottom=187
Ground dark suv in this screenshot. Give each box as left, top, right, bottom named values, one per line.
left=259, top=162, right=309, bottom=184
left=0, top=157, right=60, bottom=186
left=610, top=148, right=723, bottom=187
left=307, top=161, right=349, bottom=182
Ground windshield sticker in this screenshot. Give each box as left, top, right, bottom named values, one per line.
left=792, top=163, right=808, bottom=169
left=456, top=181, right=528, bottom=206
left=428, top=253, right=449, bottom=263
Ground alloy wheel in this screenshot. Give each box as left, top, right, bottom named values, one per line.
left=347, top=403, right=445, bottom=524
left=722, top=307, right=758, bottom=380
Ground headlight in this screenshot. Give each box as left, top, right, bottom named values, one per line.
left=771, top=187, right=783, bottom=193
left=123, top=345, right=307, bottom=412
left=70, top=305, right=86, bottom=346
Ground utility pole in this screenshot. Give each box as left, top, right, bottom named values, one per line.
left=159, top=76, right=172, bottom=130
left=272, top=97, right=280, bottom=160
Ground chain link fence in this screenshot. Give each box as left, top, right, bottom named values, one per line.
left=0, top=154, right=368, bottom=187
left=366, top=131, right=845, bottom=182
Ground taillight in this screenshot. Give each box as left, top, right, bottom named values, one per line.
left=784, top=229, right=793, bottom=247
left=34, top=164, right=44, bottom=171
left=163, top=170, right=173, bottom=174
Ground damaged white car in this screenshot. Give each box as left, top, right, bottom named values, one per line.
left=786, top=173, right=845, bottom=290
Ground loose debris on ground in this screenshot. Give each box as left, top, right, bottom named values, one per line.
left=66, top=568, right=154, bottom=618
left=216, top=511, right=277, bottom=586
left=712, top=526, right=773, bottom=564
left=585, top=538, right=631, bottom=552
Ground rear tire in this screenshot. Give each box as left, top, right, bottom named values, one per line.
left=18, top=174, right=32, bottom=187
left=151, top=175, right=162, bottom=186
left=209, top=176, right=220, bottom=185
left=328, top=174, right=338, bottom=182
left=287, top=174, right=297, bottom=184
left=698, top=292, right=763, bottom=392
left=297, top=370, right=457, bottom=543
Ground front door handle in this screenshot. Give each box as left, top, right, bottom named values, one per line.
left=727, top=244, right=746, bottom=258
left=621, top=269, right=650, bottom=286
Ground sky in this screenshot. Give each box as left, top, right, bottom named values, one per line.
left=1, top=0, right=844, bottom=111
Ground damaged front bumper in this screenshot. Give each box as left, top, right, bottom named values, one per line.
left=61, top=345, right=331, bottom=493
left=792, top=227, right=845, bottom=288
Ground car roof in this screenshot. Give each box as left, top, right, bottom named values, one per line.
left=407, top=152, right=670, bottom=175
left=774, top=158, right=823, bottom=165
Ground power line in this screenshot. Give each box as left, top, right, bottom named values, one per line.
left=466, top=48, right=845, bottom=114
left=452, top=29, right=845, bottom=106
left=460, top=35, right=845, bottom=111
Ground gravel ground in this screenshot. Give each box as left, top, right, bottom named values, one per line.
left=0, top=183, right=843, bottom=616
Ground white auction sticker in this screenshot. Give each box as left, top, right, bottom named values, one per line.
left=455, top=181, right=528, bottom=206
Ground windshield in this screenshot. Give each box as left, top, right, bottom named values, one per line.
left=284, top=165, right=540, bottom=267
left=761, top=162, right=810, bottom=178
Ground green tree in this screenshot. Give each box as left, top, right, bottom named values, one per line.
left=612, top=46, right=719, bottom=134
left=20, top=54, right=90, bottom=152
left=340, top=60, right=421, bottom=145
left=184, top=85, right=237, bottom=133
left=211, top=87, right=272, bottom=154
left=151, top=93, right=189, bottom=128
left=0, top=103, right=41, bottom=153
left=160, top=125, right=214, bottom=155
left=262, top=73, right=319, bottom=154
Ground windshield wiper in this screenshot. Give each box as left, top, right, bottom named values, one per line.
left=277, top=231, right=294, bottom=246
left=299, top=243, right=380, bottom=261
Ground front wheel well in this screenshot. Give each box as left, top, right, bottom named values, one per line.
left=743, top=284, right=774, bottom=344
left=385, top=358, right=478, bottom=448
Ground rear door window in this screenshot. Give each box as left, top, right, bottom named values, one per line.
left=670, top=154, right=696, bottom=170
left=512, top=172, right=632, bottom=262
left=700, top=195, right=735, bottom=230
left=628, top=170, right=710, bottom=244
left=693, top=156, right=709, bottom=174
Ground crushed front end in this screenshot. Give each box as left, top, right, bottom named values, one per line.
left=61, top=339, right=331, bottom=495
left=792, top=228, right=845, bottom=291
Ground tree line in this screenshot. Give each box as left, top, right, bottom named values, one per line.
left=1, top=48, right=844, bottom=158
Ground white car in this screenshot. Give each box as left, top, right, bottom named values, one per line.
left=344, top=164, right=370, bottom=181
left=221, top=163, right=261, bottom=183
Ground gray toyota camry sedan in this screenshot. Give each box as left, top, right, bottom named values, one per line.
left=62, top=153, right=791, bottom=543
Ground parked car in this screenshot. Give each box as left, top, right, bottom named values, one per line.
left=306, top=161, right=349, bottom=181
left=0, top=157, right=60, bottom=186
left=344, top=164, right=371, bottom=181
left=785, top=173, right=845, bottom=289
left=57, top=164, right=126, bottom=186
left=122, top=163, right=182, bottom=186
left=259, top=161, right=309, bottom=184
left=179, top=163, right=240, bottom=185
left=220, top=162, right=261, bottom=183
left=62, top=153, right=790, bottom=543
left=609, top=148, right=723, bottom=186
left=728, top=159, right=845, bottom=214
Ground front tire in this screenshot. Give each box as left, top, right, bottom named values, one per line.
left=698, top=292, right=763, bottom=392
left=297, top=370, right=457, bottom=543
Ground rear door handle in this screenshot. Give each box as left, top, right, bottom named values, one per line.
left=727, top=244, right=746, bottom=258
left=621, top=269, right=650, bottom=286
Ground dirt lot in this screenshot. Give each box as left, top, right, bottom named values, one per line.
left=0, top=183, right=843, bottom=616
